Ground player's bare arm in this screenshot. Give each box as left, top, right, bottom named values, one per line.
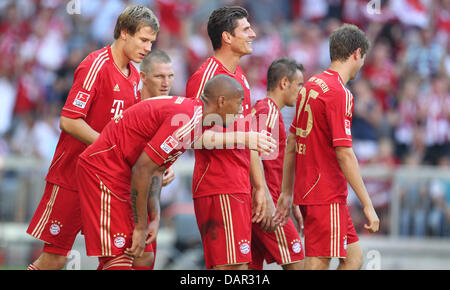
left=335, top=146, right=380, bottom=233
left=255, top=154, right=278, bottom=233
left=59, top=116, right=100, bottom=145
left=145, top=174, right=162, bottom=245
left=273, top=132, right=296, bottom=226
left=249, top=150, right=268, bottom=224
left=192, top=130, right=276, bottom=153
left=126, top=151, right=165, bottom=258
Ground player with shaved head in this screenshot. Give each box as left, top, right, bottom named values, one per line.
left=76, top=74, right=274, bottom=270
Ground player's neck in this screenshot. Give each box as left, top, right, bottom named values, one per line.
left=140, top=89, right=150, bottom=101
left=214, top=49, right=241, bottom=74
left=267, top=93, right=284, bottom=110
left=110, top=41, right=131, bottom=76
left=328, top=62, right=352, bottom=85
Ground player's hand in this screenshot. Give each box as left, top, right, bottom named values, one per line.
left=252, top=187, right=266, bottom=223
left=292, top=205, right=304, bottom=237
left=125, top=227, right=147, bottom=258
left=162, top=167, right=175, bottom=187
left=145, top=217, right=160, bottom=245
left=246, top=131, right=277, bottom=155
left=272, top=192, right=292, bottom=226
left=259, top=195, right=277, bottom=233
left=363, top=205, right=379, bottom=233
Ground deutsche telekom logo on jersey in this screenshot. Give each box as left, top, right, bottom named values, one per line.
left=111, top=100, right=124, bottom=119
left=170, top=112, right=280, bottom=160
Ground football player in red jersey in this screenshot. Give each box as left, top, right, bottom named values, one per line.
left=76, top=74, right=272, bottom=270
left=186, top=6, right=274, bottom=270
left=26, top=6, right=160, bottom=270
left=132, top=49, right=176, bottom=270
left=250, top=58, right=305, bottom=270
left=274, top=24, right=379, bottom=270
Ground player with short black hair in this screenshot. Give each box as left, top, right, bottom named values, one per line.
left=250, top=58, right=305, bottom=270
left=186, top=6, right=272, bottom=270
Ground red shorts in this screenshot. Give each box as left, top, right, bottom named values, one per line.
left=300, top=203, right=358, bottom=258
left=194, top=193, right=252, bottom=269
left=250, top=218, right=304, bottom=269
left=77, top=161, right=137, bottom=257
left=26, top=182, right=81, bottom=256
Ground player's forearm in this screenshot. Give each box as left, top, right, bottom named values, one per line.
left=130, top=167, right=151, bottom=230
left=147, top=174, right=162, bottom=223
left=280, top=133, right=296, bottom=197
left=131, top=154, right=164, bottom=230
left=335, top=146, right=374, bottom=209
left=60, top=116, right=100, bottom=145
left=193, top=130, right=246, bottom=149
left=249, top=150, right=265, bottom=189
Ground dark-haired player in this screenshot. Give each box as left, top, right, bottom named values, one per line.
left=186, top=6, right=269, bottom=270
left=250, top=58, right=305, bottom=270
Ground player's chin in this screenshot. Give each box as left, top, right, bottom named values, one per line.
left=133, top=54, right=146, bottom=63
left=244, top=47, right=253, bottom=55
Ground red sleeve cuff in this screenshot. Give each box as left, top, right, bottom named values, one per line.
left=61, top=107, right=87, bottom=119
left=332, top=138, right=352, bottom=147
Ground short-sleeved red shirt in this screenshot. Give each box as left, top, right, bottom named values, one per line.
left=186, top=56, right=252, bottom=198
left=289, top=69, right=354, bottom=205
left=46, top=46, right=140, bottom=190
left=79, top=96, right=203, bottom=186
left=251, top=97, right=286, bottom=202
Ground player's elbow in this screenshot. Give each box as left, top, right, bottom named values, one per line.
left=59, top=116, right=70, bottom=132
left=335, top=146, right=355, bottom=164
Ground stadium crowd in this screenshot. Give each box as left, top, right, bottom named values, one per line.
left=0, top=0, right=449, bottom=239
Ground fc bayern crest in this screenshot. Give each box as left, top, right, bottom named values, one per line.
left=238, top=240, right=250, bottom=255
left=291, top=239, right=302, bottom=253
left=49, top=220, right=62, bottom=236
left=113, top=233, right=127, bottom=249
left=114, top=236, right=126, bottom=249
left=292, top=242, right=302, bottom=253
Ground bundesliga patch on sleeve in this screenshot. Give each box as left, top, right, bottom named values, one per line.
left=73, top=91, right=90, bottom=108
left=160, top=136, right=179, bottom=154
left=345, top=119, right=351, bottom=136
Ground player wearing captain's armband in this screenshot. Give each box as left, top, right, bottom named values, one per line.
left=274, top=24, right=380, bottom=270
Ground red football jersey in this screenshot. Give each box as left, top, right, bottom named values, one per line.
left=289, top=69, right=354, bottom=205
left=79, top=96, right=203, bottom=187
left=186, top=56, right=252, bottom=198
left=46, top=46, right=140, bottom=190
left=251, top=98, right=286, bottom=202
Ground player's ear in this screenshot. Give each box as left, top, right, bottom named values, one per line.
left=139, top=71, right=147, bottom=84
left=120, top=29, right=129, bottom=40
left=222, top=31, right=232, bottom=46
left=280, top=76, right=289, bottom=90
left=217, top=95, right=225, bottom=108
left=353, top=48, right=361, bottom=61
